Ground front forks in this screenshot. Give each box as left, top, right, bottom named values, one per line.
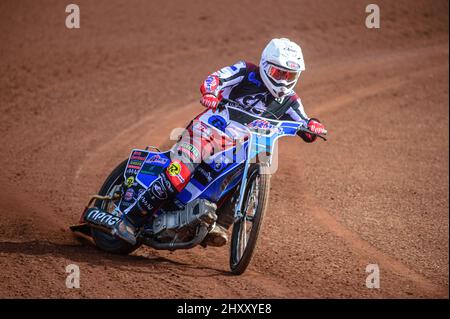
left=233, top=131, right=270, bottom=222
left=234, top=132, right=255, bottom=222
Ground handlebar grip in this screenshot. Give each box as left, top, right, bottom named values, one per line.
left=297, top=127, right=328, bottom=141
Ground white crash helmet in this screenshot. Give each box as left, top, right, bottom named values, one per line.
left=259, top=38, right=305, bottom=98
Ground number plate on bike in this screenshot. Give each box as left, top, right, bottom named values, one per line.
left=84, top=208, right=121, bottom=229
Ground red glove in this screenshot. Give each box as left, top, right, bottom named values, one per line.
left=308, top=119, right=327, bottom=135
left=298, top=118, right=326, bottom=143
left=200, top=94, right=220, bottom=112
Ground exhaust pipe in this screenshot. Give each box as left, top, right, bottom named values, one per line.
left=142, top=224, right=209, bottom=251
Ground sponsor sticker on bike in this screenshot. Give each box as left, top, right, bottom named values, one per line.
left=139, top=163, right=165, bottom=176
left=248, top=119, right=281, bottom=134
left=131, top=154, right=147, bottom=161
left=126, top=168, right=139, bottom=175
left=129, top=160, right=144, bottom=167
left=166, top=161, right=187, bottom=188
left=167, top=162, right=181, bottom=176
left=85, top=208, right=120, bottom=228
left=124, top=188, right=135, bottom=201
left=145, top=155, right=168, bottom=166
left=126, top=150, right=147, bottom=170
left=126, top=176, right=135, bottom=187
left=151, top=179, right=168, bottom=200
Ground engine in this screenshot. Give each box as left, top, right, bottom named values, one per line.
left=152, top=198, right=217, bottom=242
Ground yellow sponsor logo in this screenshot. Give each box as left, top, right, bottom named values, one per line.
left=167, top=162, right=181, bottom=176
left=126, top=177, right=134, bottom=187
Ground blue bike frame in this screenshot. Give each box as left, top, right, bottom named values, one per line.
left=119, top=101, right=315, bottom=219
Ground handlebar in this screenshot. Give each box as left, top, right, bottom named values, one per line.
left=218, top=98, right=327, bottom=141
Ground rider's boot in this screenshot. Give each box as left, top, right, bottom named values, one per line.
left=112, top=171, right=179, bottom=245
left=201, top=198, right=236, bottom=247
left=202, top=224, right=228, bottom=247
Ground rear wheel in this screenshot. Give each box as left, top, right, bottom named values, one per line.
left=229, top=164, right=270, bottom=275
left=91, top=159, right=141, bottom=255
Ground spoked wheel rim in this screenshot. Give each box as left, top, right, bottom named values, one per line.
left=235, top=175, right=260, bottom=262
left=229, top=163, right=270, bottom=274
left=230, top=163, right=270, bottom=275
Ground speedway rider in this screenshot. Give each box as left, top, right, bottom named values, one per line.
left=113, top=38, right=327, bottom=247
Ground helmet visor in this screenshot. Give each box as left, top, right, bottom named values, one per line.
left=268, top=65, right=299, bottom=83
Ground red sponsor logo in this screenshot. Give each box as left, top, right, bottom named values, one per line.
left=131, top=155, right=147, bottom=161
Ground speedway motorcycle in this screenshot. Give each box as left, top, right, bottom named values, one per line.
left=70, top=98, right=326, bottom=275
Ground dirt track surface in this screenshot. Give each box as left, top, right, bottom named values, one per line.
left=0, top=0, right=448, bottom=298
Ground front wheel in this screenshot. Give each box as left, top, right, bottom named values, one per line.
left=229, top=164, right=270, bottom=275
left=91, top=159, right=142, bottom=255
